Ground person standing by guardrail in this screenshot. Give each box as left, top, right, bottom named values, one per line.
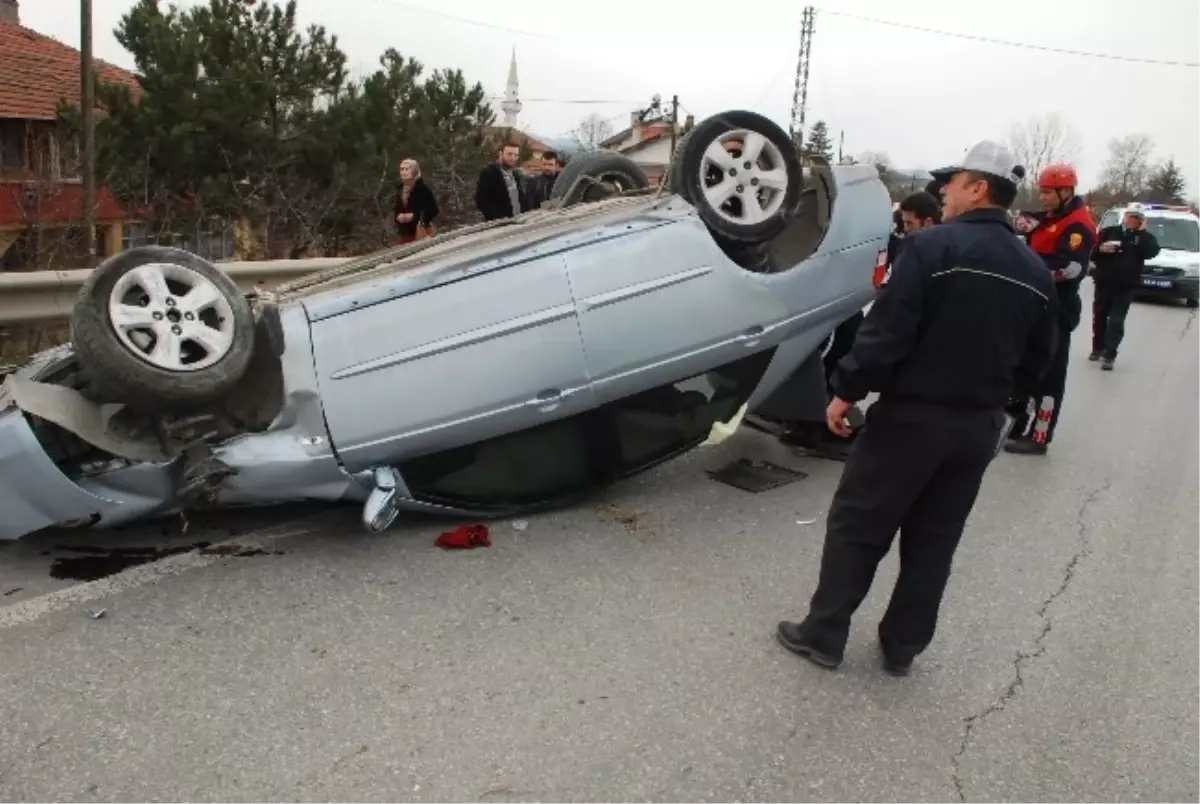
left=1090, top=202, right=1160, bottom=371
left=776, top=141, right=1057, bottom=677
left=394, top=159, right=440, bottom=245
left=475, top=143, right=527, bottom=221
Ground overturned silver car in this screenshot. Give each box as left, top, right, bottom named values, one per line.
left=0, top=110, right=891, bottom=540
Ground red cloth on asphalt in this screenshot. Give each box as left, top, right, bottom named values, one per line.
left=435, top=524, right=491, bottom=550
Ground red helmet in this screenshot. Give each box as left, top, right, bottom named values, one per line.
left=1037, top=164, right=1078, bottom=190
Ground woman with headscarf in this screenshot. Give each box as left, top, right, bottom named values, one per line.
left=394, top=158, right=440, bottom=245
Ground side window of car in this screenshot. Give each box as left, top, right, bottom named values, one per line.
left=397, top=348, right=777, bottom=509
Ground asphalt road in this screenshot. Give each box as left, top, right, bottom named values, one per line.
left=1, top=290, right=1197, bottom=803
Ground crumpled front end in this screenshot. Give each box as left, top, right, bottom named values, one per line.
left=0, top=397, right=120, bottom=540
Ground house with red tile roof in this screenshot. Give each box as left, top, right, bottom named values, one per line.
left=0, top=0, right=141, bottom=271
left=599, top=111, right=694, bottom=187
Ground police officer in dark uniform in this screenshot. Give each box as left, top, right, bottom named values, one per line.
left=776, top=142, right=1058, bottom=676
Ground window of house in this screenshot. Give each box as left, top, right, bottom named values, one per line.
left=0, top=120, right=28, bottom=172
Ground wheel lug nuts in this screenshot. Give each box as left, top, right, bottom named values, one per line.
left=171, top=325, right=182, bottom=335
left=184, top=312, right=194, bottom=320
left=751, top=178, right=760, bottom=186
left=736, top=185, right=745, bottom=193
left=152, top=311, right=164, bottom=320
left=744, top=161, right=752, bottom=169
left=729, top=168, right=737, bottom=176
left=165, top=298, right=176, bottom=307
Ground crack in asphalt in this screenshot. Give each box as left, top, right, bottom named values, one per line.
left=1178, top=308, right=1196, bottom=342
left=949, top=479, right=1112, bottom=802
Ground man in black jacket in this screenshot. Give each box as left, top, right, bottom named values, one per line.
left=777, top=141, right=1057, bottom=676
left=474, top=143, right=526, bottom=221
left=525, top=151, right=563, bottom=210
left=1090, top=202, right=1161, bottom=370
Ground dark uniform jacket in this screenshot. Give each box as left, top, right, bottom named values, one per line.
left=1091, top=224, right=1161, bottom=290
left=830, top=208, right=1058, bottom=411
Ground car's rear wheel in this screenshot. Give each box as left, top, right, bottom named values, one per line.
left=550, top=150, right=650, bottom=206
left=668, top=110, right=803, bottom=244
left=70, top=246, right=256, bottom=411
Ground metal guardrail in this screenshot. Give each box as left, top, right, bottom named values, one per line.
left=0, top=258, right=350, bottom=325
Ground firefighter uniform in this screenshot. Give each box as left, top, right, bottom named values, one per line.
left=1007, top=165, right=1097, bottom=453
left=777, top=141, right=1058, bottom=674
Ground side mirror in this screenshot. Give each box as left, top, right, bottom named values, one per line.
left=362, top=466, right=401, bottom=533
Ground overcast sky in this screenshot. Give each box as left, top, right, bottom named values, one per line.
left=22, top=0, right=1200, bottom=195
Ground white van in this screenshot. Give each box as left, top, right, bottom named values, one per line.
left=1098, top=204, right=1200, bottom=307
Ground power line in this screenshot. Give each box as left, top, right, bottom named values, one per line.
left=816, top=7, right=1200, bottom=68
left=487, top=96, right=642, bottom=105
left=353, top=0, right=560, bottom=40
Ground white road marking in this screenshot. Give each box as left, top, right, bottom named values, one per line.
left=0, top=522, right=316, bottom=631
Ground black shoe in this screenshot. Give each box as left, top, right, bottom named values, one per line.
left=879, top=642, right=913, bottom=677
left=776, top=621, right=842, bottom=669
left=1101, top=358, right=1115, bottom=371
left=1088, top=350, right=1103, bottom=362
left=1004, top=438, right=1048, bottom=456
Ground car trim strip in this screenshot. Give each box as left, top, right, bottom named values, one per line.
left=575, top=265, right=714, bottom=312
left=328, top=303, right=579, bottom=380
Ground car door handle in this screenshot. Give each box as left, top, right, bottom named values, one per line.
left=526, top=388, right=572, bottom=412
left=738, top=324, right=766, bottom=347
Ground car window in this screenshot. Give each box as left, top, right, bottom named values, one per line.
left=1147, top=218, right=1200, bottom=253
left=397, top=349, right=776, bottom=510
left=1099, top=210, right=1120, bottom=229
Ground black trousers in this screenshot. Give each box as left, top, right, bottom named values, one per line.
left=1092, top=285, right=1135, bottom=359
left=797, top=400, right=1003, bottom=661
left=1012, top=318, right=1071, bottom=443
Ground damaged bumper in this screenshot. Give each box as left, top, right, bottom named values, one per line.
left=0, top=404, right=120, bottom=540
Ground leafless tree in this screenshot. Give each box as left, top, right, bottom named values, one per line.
left=575, top=113, right=615, bottom=151
left=1098, top=134, right=1155, bottom=201
left=1006, top=113, right=1082, bottom=207
left=1006, top=113, right=1082, bottom=179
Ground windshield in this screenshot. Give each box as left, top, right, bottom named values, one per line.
left=1147, top=218, right=1200, bottom=253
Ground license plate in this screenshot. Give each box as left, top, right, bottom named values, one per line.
left=1142, top=278, right=1172, bottom=289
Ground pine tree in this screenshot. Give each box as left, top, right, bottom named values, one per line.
left=1145, top=159, right=1187, bottom=205
left=806, top=120, right=834, bottom=161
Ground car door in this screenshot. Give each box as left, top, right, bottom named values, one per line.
left=306, top=254, right=593, bottom=472
left=561, top=219, right=789, bottom=404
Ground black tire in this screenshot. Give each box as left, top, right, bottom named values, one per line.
left=550, top=150, right=650, bottom=206
left=668, top=110, right=803, bottom=244
left=70, top=246, right=255, bottom=411
left=1186, top=298, right=1198, bottom=308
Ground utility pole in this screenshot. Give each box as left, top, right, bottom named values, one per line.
left=669, top=94, right=679, bottom=160
left=789, top=6, right=815, bottom=152
left=81, top=0, right=96, bottom=267
left=838, top=129, right=844, bottom=163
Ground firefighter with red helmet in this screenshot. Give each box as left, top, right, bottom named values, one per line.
left=1005, top=163, right=1097, bottom=456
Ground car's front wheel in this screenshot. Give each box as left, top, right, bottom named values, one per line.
left=668, top=110, right=803, bottom=245
left=70, top=246, right=256, bottom=411
left=550, top=151, right=650, bottom=207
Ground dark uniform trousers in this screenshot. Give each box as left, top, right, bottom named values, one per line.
left=799, top=398, right=1004, bottom=661
left=1092, top=285, right=1135, bottom=358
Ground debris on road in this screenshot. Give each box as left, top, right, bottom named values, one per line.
left=3, top=587, right=23, bottom=597
left=707, top=458, right=808, bottom=493
left=797, top=518, right=817, bottom=526
left=595, top=503, right=647, bottom=535
left=435, top=525, right=492, bottom=550
left=87, top=608, right=107, bottom=619
left=511, top=519, right=529, bottom=532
